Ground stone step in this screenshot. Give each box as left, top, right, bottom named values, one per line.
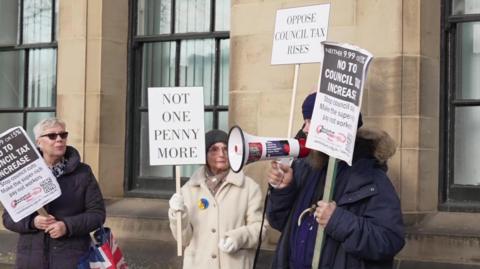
left=0, top=230, right=16, bottom=267
left=396, top=212, right=480, bottom=268
left=4, top=200, right=480, bottom=269
left=103, top=198, right=274, bottom=268
left=0, top=230, right=274, bottom=269
left=0, top=198, right=275, bottom=269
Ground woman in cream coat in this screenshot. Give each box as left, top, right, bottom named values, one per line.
left=168, top=129, right=266, bottom=269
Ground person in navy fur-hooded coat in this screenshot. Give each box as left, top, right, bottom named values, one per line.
left=266, top=93, right=405, bottom=269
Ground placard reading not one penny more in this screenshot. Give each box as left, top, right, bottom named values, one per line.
left=271, top=4, right=330, bottom=65
left=0, top=127, right=61, bottom=222
left=148, top=87, right=206, bottom=166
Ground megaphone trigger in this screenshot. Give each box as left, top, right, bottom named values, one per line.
left=276, top=157, right=294, bottom=167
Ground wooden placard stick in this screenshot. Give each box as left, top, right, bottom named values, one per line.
left=312, top=157, right=338, bottom=268
left=175, top=165, right=182, bottom=256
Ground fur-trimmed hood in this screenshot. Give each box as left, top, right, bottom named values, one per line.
left=355, top=127, right=397, bottom=165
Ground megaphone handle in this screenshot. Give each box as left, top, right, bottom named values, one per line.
left=269, top=158, right=293, bottom=189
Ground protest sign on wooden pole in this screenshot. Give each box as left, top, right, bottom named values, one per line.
left=0, top=127, right=61, bottom=222
left=307, top=42, right=373, bottom=268
left=271, top=4, right=330, bottom=137
left=148, top=87, right=206, bottom=256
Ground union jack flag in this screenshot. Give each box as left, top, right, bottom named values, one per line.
left=77, top=227, right=128, bottom=269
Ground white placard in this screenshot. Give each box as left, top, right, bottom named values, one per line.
left=0, top=127, right=61, bottom=222
left=148, top=87, right=206, bottom=165
left=306, top=42, right=373, bottom=165
left=271, top=4, right=330, bottom=65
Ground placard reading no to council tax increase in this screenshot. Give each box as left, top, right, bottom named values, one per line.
left=0, top=127, right=61, bottom=222
left=306, top=42, right=373, bottom=165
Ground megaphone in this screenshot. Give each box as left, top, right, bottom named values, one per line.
left=227, top=125, right=310, bottom=173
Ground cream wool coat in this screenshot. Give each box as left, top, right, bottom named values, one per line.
left=169, top=166, right=266, bottom=269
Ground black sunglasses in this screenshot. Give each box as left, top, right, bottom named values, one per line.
left=40, top=132, right=69, bottom=140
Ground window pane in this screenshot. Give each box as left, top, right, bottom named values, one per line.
left=452, top=0, right=480, bottom=15
left=26, top=111, right=54, bottom=140
left=219, top=111, right=228, bottom=132
left=139, top=112, right=173, bottom=178
left=0, top=0, right=19, bottom=45
left=456, top=22, right=480, bottom=99
left=0, top=50, right=25, bottom=108
left=215, top=0, right=230, bottom=31
left=137, top=0, right=171, bottom=35
left=204, top=111, right=213, bottom=131
left=141, top=42, right=176, bottom=107
left=219, top=39, right=230, bottom=106
left=23, top=0, right=53, bottom=44
left=0, top=113, right=22, bottom=131
left=454, top=107, right=480, bottom=185
left=180, top=39, right=215, bottom=105
left=175, top=0, right=210, bottom=33
left=181, top=164, right=201, bottom=178
left=54, top=0, right=58, bottom=41
left=28, top=48, right=56, bottom=107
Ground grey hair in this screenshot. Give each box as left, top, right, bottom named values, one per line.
left=33, top=118, right=66, bottom=140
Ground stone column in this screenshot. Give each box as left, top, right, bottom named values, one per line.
left=57, top=0, right=128, bottom=197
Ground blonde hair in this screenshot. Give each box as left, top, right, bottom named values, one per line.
left=33, top=118, right=66, bottom=139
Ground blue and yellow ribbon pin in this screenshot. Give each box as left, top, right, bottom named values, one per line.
left=198, top=198, right=209, bottom=209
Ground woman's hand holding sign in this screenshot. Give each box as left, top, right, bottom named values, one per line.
left=34, top=214, right=67, bottom=238
left=33, top=214, right=56, bottom=230
left=45, top=221, right=67, bottom=238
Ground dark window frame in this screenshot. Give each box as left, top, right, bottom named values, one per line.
left=440, top=0, right=480, bottom=211
left=0, top=0, right=58, bottom=131
left=126, top=0, right=230, bottom=198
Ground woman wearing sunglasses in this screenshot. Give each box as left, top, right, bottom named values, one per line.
left=2, top=118, right=106, bottom=269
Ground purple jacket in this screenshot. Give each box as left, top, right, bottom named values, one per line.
left=2, top=146, right=106, bottom=269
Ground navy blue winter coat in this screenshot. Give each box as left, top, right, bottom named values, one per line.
left=267, top=128, right=405, bottom=269
left=2, top=146, right=106, bottom=269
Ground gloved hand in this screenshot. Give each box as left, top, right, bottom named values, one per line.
left=218, top=237, right=239, bottom=253
left=168, top=193, right=186, bottom=219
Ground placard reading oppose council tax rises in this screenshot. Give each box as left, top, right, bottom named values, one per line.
left=306, top=42, right=373, bottom=165
left=271, top=4, right=330, bottom=65
left=148, top=87, right=206, bottom=166
left=0, top=127, right=61, bottom=222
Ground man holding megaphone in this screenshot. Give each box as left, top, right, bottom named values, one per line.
left=266, top=92, right=405, bottom=269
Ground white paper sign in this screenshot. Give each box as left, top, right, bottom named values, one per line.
left=271, top=4, right=330, bottom=65
left=148, top=87, right=206, bottom=165
left=306, top=42, right=373, bottom=165
left=0, top=127, right=61, bottom=222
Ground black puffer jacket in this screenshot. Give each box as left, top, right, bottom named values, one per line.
left=2, top=146, right=106, bottom=269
